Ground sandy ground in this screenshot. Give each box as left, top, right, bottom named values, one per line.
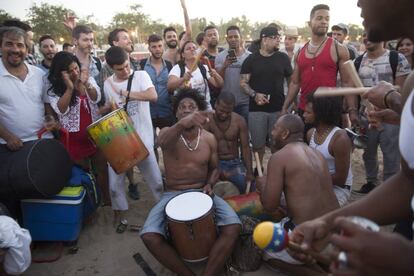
left=24, top=148, right=386, bottom=276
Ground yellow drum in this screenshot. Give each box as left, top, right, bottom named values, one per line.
left=87, top=108, right=148, bottom=174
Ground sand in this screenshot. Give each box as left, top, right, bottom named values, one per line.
left=24, top=148, right=384, bottom=276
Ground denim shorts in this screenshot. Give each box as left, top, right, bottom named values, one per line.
left=140, top=189, right=241, bottom=238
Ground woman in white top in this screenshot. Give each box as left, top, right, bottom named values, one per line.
left=303, top=93, right=353, bottom=207
left=167, top=40, right=223, bottom=109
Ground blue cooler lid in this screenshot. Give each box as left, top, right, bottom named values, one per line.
left=22, top=186, right=85, bottom=204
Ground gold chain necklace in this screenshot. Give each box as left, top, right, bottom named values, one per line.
left=315, top=126, right=333, bottom=145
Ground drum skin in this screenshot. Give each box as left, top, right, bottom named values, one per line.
left=87, top=108, right=148, bottom=174
left=0, top=139, right=72, bottom=199
left=165, top=192, right=217, bottom=262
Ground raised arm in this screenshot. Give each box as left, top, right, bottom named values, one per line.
left=179, top=0, right=192, bottom=48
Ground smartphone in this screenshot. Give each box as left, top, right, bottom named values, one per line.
left=228, top=49, right=237, bottom=61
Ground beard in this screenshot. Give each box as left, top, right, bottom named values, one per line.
left=166, top=40, right=177, bottom=49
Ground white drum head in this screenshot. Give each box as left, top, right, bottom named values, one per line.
left=166, top=191, right=213, bottom=221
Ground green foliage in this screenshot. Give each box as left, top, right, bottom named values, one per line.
left=0, top=9, right=14, bottom=24
left=27, top=3, right=74, bottom=44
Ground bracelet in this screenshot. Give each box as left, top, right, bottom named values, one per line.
left=383, top=89, right=396, bottom=109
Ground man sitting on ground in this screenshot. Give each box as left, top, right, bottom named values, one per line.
left=140, top=89, right=241, bottom=276
left=204, top=92, right=254, bottom=193
left=257, top=114, right=339, bottom=268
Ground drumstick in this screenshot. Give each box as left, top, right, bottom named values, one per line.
left=245, top=180, right=251, bottom=194
left=254, top=152, right=263, bottom=177
left=184, top=47, right=206, bottom=87
left=314, top=87, right=370, bottom=97
left=343, top=60, right=374, bottom=112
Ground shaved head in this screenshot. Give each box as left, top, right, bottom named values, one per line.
left=279, top=114, right=304, bottom=137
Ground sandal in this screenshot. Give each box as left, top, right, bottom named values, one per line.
left=116, top=220, right=128, bottom=234
left=128, top=224, right=142, bottom=232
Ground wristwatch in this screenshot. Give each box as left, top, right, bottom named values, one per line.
left=251, top=91, right=256, bottom=98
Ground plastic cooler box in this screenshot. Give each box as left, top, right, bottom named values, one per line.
left=21, top=186, right=85, bottom=241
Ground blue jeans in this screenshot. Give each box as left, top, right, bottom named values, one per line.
left=233, top=103, right=249, bottom=124
left=219, top=158, right=247, bottom=193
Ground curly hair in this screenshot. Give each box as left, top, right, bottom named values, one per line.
left=306, top=92, right=342, bottom=126
left=173, top=88, right=207, bottom=115
left=47, top=51, right=81, bottom=107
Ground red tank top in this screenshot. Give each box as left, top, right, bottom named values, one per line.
left=297, top=37, right=337, bottom=110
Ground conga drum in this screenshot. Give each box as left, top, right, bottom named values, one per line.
left=87, top=108, right=148, bottom=174
left=165, top=191, right=217, bottom=262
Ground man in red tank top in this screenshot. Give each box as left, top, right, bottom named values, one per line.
left=282, top=4, right=358, bottom=126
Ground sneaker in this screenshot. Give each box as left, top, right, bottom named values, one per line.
left=356, top=182, right=376, bottom=194
left=128, top=183, right=140, bottom=200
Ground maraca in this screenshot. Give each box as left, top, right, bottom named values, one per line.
left=253, top=221, right=330, bottom=265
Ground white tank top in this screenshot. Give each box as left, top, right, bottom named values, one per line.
left=309, top=127, right=353, bottom=187
left=400, top=90, right=414, bottom=170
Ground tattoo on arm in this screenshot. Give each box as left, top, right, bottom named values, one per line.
left=240, top=74, right=255, bottom=96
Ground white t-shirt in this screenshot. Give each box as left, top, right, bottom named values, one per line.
left=104, top=71, right=155, bottom=149
left=0, top=60, right=52, bottom=144
left=169, top=64, right=212, bottom=109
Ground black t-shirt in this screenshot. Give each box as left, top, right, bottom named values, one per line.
left=241, top=51, right=292, bottom=112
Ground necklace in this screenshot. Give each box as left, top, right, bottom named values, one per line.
left=306, top=37, right=328, bottom=71
left=315, top=126, right=333, bottom=145
left=180, top=128, right=201, bottom=151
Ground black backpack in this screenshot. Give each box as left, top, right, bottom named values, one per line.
left=354, top=50, right=399, bottom=80
left=92, top=56, right=102, bottom=71
left=178, top=62, right=208, bottom=80
left=139, top=58, right=173, bottom=72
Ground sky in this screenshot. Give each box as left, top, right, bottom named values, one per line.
left=2, top=0, right=363, bottom=28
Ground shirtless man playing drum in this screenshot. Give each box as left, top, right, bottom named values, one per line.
left=203, top=91, right=254, bottom=193
left=257, top=114, right=339, bottom=267
left=140, top=88, right=241, bottom=276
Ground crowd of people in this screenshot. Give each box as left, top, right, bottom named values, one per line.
left=1, top=0, right=414, bottom=275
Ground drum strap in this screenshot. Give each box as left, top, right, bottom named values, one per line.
left=124, top=71, right=135, bottom=112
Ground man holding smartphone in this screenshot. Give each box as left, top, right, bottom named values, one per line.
left=215, top=26, right=251, bottom=123
left=240, top=26, right=292, bottom=165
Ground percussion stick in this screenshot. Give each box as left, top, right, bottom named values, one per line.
left=343, top=60, right=374, bottom=112
left=245, top=180, right=251, bottom=194
left=254, top=152, right=263, bottom=177
left=314, top=87, right=370, bottom=97
left=189, top=47, right=206, bottom=73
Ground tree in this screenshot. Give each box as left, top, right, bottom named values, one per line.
left=109, top=4, right=151, bottom=43
left=27, top=3, right=74, bottom=44
left=0, top=9, right=14, bottom=24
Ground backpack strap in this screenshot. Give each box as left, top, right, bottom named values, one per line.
left=389, top=50, right=399, bottom=81
left=198, top=63, right=208, bottom=80
left=353, top=52, right=365, bottom=73
left=165, top=60, right=173, bottom=72
left=92, top=56, right=102, bottom=71
left=139, top=58, right=147, bottom=70
left=124, top=71, right=135, bottom=112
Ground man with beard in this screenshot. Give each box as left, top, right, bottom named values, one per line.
left=288, top=1, right=414, bottom=275
left=0, top=27, right=56, bottom=216
left=203, top=92, right=253, bottom=193
left=281, top=4, right=357, bottom=127
left=37, top=35, right=57, bottom=73
left=162, top=0, right=192, bottom=65
left=72, top=25, right=101, bottom=84
left=240, top=26, right=292, bottom=165
left=202, top=25, right=224, bottom=106
left=140, top=34, right=174, bottom=162
left=257, top=114, right=338, bottom=267
left=215, top=25, right=251, bottom=123
left=140, top=88, right=240, bottom=276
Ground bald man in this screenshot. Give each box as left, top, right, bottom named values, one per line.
left=257, top=114, right=339, bottom=266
